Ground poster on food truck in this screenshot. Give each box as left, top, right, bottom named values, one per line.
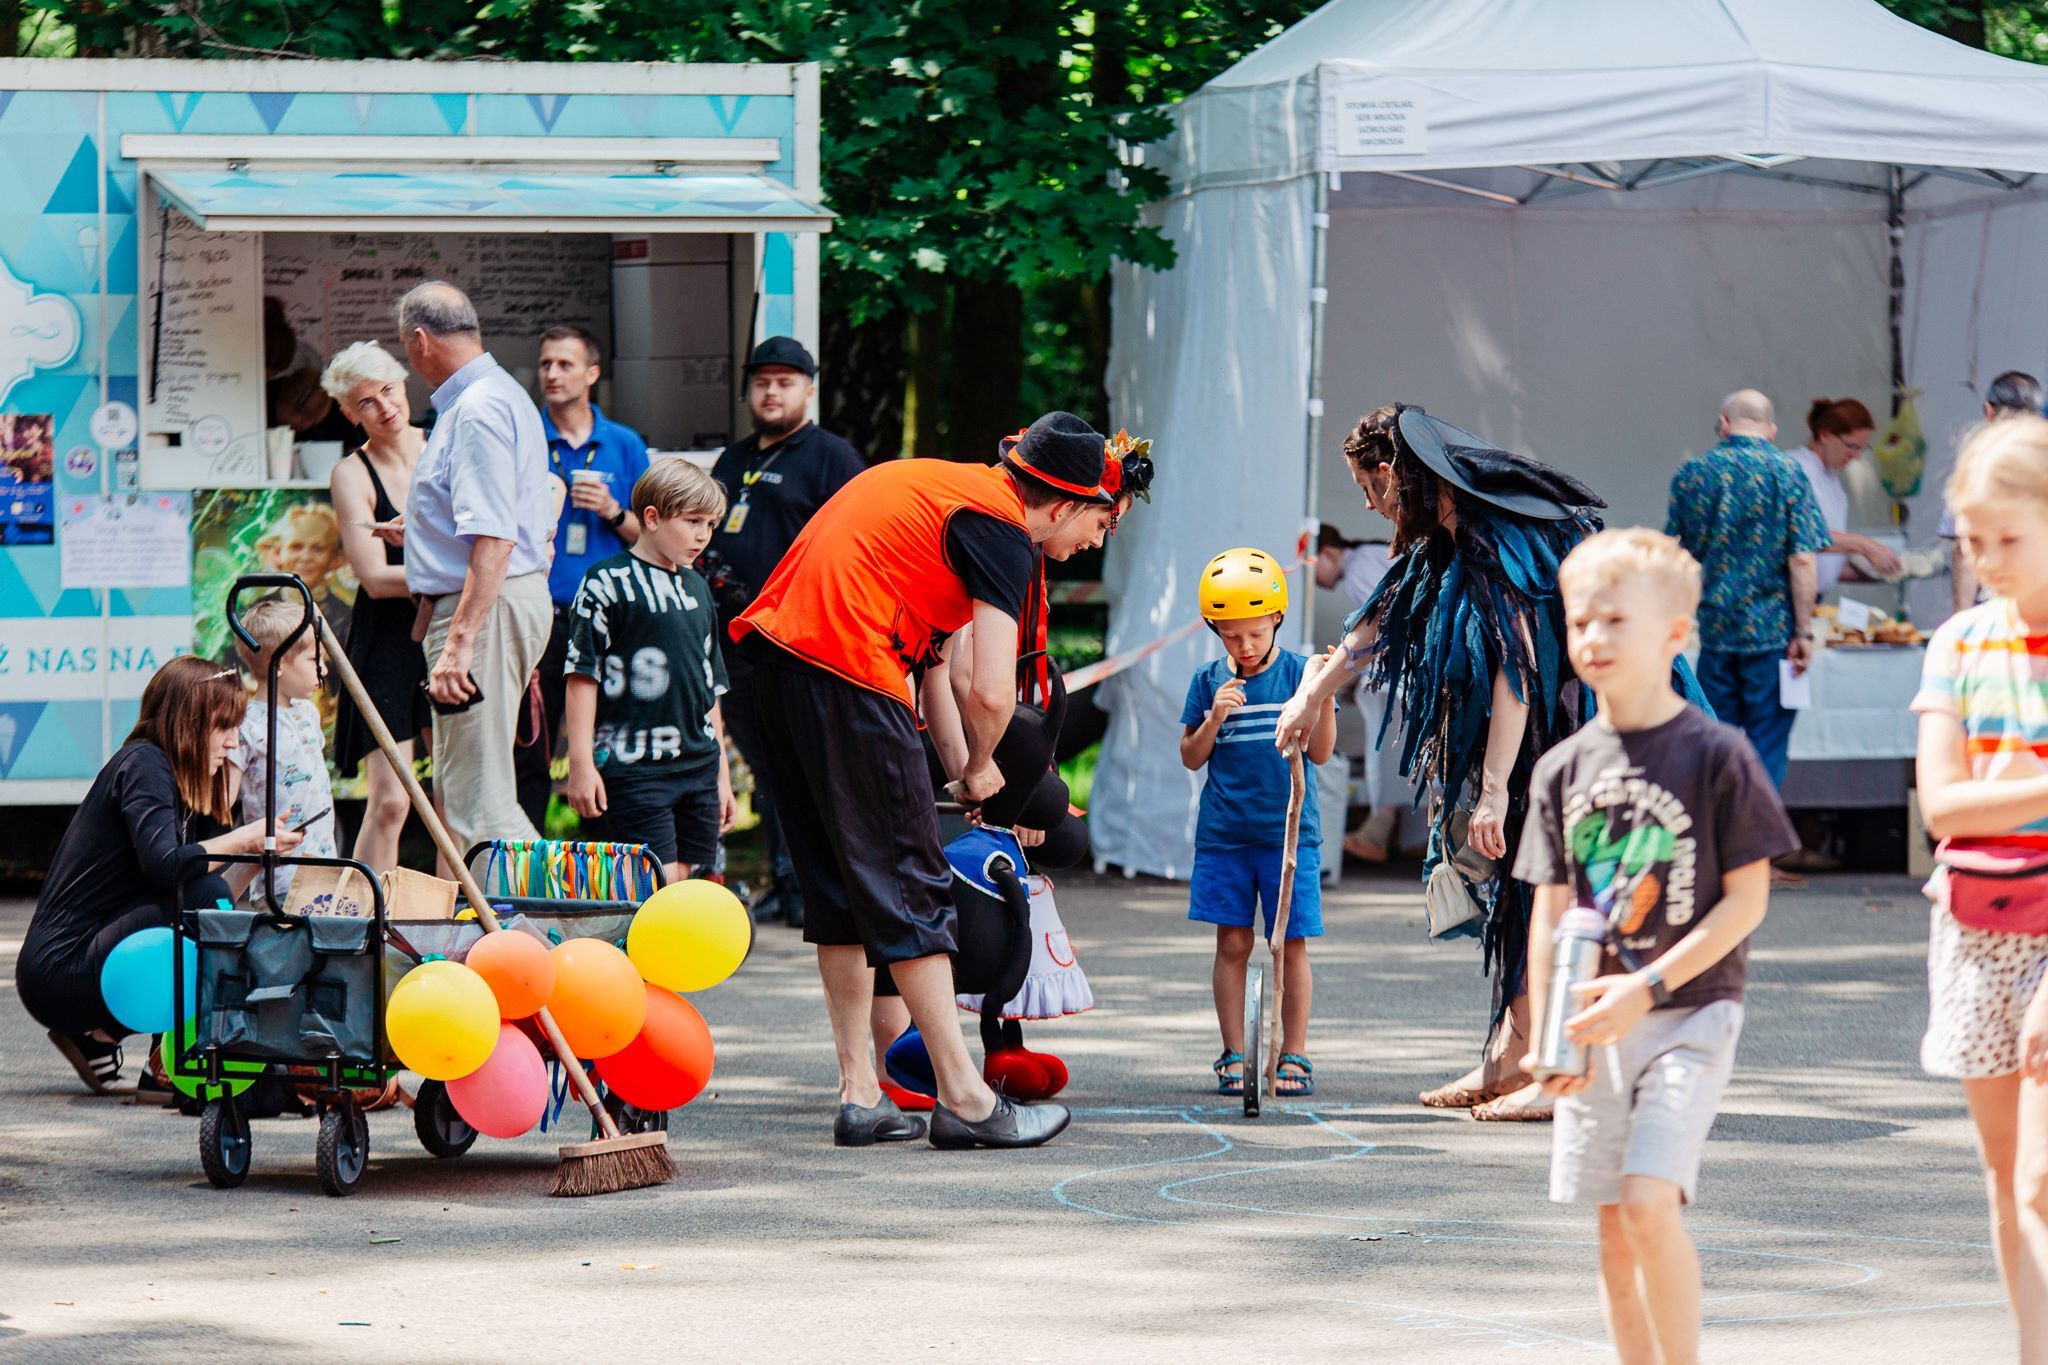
left=190, top=488, right=358, bottom=746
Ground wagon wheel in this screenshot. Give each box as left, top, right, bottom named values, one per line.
left=199, top=1093, right=251, bottom=1189
left=1242, top=961, right=1265, bottom=1120
left=413, top=1080, right=478, bottom=1159
left=316, top=1096, right=369, bottom=1197
left=602, top=1089, right=670, bottom=1136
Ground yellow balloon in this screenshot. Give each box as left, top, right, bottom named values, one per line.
left=386, top=960, right=500, bottom=1080
left=627, top=879, right=752, bottom=993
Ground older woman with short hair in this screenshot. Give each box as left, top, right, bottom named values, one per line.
left=322, top=340, right=431, bottom=874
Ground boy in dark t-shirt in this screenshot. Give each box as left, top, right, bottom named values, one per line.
left=1513, top=528, right=1797, bottom=1365
left=564, top=459, right=737, bottom=882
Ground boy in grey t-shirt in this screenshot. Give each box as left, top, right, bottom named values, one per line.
left=1513, top=529, right=1797, bottom=1365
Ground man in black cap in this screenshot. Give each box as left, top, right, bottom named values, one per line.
left=729, top=410, right=1110, bottom=1150
left=708, top=337, right=865, bottom=929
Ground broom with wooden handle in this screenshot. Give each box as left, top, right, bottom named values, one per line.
left=313, top=610, right=672, bottom=1196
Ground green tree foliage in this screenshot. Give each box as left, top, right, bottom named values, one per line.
left=20, top=0, right=2045, bottom=447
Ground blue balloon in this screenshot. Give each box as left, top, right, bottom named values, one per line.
left=98, top=927, right=198, bottom=1034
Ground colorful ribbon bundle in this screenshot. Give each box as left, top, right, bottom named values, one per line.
left=478, top=840, right=661, bottom=904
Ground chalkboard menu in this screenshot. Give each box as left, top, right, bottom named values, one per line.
left=141, top=207, right=265, bottom=486
left=264, top=232, right=613, bottom=396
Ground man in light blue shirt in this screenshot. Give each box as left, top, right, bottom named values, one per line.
left=399, top=280, right=554, bottom=848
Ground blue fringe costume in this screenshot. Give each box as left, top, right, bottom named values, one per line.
left=1341, top=416, right=1707, bottom=1034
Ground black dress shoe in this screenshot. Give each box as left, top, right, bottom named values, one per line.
left=928, top=1094, right=1071, bottom=1150
left=834, top=1094, right=927, bottom=1147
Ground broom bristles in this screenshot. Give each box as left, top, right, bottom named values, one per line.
left=550, top=1133, right=675, bottom=1198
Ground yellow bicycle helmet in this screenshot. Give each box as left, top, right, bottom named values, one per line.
left=1198, top=547, right=1289, bottom=622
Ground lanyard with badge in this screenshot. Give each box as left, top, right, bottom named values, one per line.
left=722, top=441, right=789, bottom=536
left=551, top=440, right=598, bottom=556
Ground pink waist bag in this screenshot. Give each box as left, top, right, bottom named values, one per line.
left=1932, top=840, right=2048, bottom=935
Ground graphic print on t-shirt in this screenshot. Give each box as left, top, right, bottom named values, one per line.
left=566, top=551, right=728, bottom=771
left=1561, top=764, right=1698, bottom=952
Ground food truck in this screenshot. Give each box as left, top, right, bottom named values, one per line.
left=0, top=57, right=829, bottom=802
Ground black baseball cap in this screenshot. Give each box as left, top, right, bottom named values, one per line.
left=743, top=336, right=817, bottom=377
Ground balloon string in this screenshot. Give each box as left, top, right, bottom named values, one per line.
left=539, top=1060, right=572, bottom=1133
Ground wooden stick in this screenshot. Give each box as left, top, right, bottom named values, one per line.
left=1266, top=746, right=1306, bottom=1099
left=313, top=613, right=625, bottom=1144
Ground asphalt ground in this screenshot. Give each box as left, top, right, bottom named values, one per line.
left=0, top=868, right=2009, bottom=1363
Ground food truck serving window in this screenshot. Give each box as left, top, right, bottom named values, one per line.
left=130, top=136, right=831, bottom=490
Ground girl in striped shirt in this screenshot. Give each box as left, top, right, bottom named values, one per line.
left=1914, top=414, right=2048, bottom=1351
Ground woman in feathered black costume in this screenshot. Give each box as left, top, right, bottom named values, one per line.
left=1277, top=403, right=1619, bottom=1121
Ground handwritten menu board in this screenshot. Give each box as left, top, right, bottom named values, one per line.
left=264, top=232, right=612, bottom=395
left=141, top=208, right=265, bottom=487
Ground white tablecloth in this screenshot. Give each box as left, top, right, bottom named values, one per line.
left=1786, top=645, right=1924, bottom=762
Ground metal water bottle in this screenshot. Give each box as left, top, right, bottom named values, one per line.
left=1531, top=907, right=1610, bottom=1080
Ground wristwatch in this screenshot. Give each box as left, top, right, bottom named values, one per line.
left=604, top=507, right=627, bottom=529
left=1641, top=967, right=1673, bottom=1007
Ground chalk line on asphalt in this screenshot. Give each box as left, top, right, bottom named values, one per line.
left=1050, top=1104, right=2003, bottom=1335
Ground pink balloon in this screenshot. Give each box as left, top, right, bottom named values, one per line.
left=446, top=1023, right=547, bottom=1140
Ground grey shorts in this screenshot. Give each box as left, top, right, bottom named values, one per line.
left=1550, top=999, right=1744, bottom=1207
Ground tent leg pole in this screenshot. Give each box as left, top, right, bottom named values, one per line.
left=1887, top=164, right=1905, bottom=419
left=1302, top=170, right=1332, bottom=652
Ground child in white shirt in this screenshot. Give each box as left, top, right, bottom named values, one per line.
left=227, top=596, right=338, bottom=910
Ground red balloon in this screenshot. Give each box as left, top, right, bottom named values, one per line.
left=465, top=930, right=555, bottom=1019
left=595, top=986, right=714, bottom=1112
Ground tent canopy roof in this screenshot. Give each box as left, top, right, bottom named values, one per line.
left=1165, top=0, right=2048, bottom=191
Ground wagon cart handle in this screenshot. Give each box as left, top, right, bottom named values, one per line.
left=226, top=573, right=320, bottom=911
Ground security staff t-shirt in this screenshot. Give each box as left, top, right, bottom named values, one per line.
left=565, top=551, right=729, bottom=771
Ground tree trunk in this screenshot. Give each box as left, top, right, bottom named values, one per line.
left=944, top=277, right=1024, bottom=459
left=1943, top=7, right=1986, bottom=49
left=903, top=302, right=947, bottom=459
left=1074, top=5, right=1127, bottom=428
left=818, top=305, right=905, bottom=462
left=0, top=0, right=21, bottom=57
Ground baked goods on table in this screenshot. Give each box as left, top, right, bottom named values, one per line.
left=1815, top=603, right=1924, bottom=647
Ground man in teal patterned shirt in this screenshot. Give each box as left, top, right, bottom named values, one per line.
left=1665, top=389, right=1831, bottom=788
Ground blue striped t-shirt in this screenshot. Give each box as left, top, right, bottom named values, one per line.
left=1180, top=649, right=1323, bottom=850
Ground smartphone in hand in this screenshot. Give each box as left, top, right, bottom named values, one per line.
left=421, top=673, right=484, bottom=716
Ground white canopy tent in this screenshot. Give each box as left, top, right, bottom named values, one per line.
left=1093, top=0, right=2048, bottom=878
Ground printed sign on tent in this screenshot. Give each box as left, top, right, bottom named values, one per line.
left=1325, top=77, right=1429, bottom=157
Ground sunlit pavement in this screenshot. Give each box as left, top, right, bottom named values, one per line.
left=0, top=869, right=2002, bottom=1363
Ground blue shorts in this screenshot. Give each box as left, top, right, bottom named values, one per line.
left=1189, top=843, right=1323, bottom=939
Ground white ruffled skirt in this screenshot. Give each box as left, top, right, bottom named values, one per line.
left=957, top=874, right=1094, bottom=1020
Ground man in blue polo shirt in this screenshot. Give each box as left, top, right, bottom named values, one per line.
left=515, top=323, right=652, bottom=829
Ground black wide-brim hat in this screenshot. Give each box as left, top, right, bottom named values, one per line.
left=1396, top=408, right=1605, bottom=521
left=1001, top=411, right=1112, bottom=504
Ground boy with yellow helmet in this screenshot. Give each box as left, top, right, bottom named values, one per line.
left=1179, top=547, right=1338, bottom=1097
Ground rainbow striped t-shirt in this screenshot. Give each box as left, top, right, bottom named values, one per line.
left=1913, top=600, right=2048, bottom=843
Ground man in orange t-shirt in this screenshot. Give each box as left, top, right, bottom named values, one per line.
left=732, top=411, right=1111, bottom=1151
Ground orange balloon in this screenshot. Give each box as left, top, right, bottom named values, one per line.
left=546, top=938, right=647, bottom=1058
left=465, top=929, right=556, bottom=1019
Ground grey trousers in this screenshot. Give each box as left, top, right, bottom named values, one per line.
left=425, top=572, right=552, bottom=853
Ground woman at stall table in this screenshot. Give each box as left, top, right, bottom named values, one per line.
left=1790, top=397, right=1902, bottom=600
left=323, top=340, right=433, bottom=876
left=1275, top=404, right=1704, bottom=1123
left=16, top=656, right=303, bottom=1094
